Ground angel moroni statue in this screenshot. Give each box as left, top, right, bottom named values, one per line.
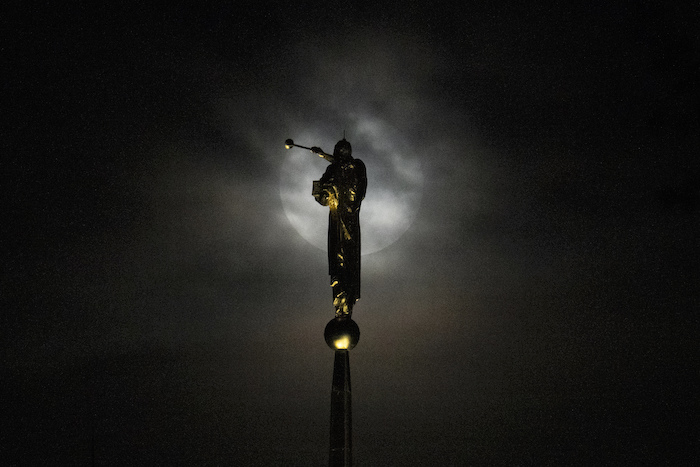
left=312, top=139, right=367, bottom=318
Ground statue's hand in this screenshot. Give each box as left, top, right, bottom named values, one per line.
left=311, top=146, right=323, bottom=154
left=314, top=191, right=329, bottom=206
left=313, top=181, right=329, bottom=205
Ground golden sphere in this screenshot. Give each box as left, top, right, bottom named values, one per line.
left=324, top=317, right=360, bottom=350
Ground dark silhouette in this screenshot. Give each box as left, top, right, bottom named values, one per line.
left=312, top=139, right=367, bottom=317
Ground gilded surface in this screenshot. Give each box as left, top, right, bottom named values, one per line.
left=312, top=139, right=367, bottom=317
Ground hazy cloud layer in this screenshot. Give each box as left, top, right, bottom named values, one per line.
left=4, top=3, right=697, bottom=464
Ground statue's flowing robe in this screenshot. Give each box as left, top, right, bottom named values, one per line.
left=318, top=157, right=367, bottom=307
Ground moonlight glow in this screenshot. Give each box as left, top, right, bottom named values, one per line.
left=280, top=115, right=423, bottom=254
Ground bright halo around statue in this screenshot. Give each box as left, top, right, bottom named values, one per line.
left=280, top=116, right=423, bottom=254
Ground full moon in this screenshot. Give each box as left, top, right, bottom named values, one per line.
left=279, top=116, right=423, bottom=255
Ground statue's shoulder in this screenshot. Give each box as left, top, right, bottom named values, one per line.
left=352, top=158, right=366, bottom=173
left=353, top=159, right=367, bottom=180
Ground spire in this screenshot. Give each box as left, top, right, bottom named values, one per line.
left=329, top=350, right=352, bottom=466
left=325, top=317, right=360, bottom=466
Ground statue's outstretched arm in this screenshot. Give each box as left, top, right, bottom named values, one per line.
left=312, top=147, right=335, bottom=163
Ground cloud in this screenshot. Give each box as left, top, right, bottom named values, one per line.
left=203, top=29, right=496, bottom=261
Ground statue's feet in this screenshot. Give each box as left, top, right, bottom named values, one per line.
left=335, top=306, right=351, bottom=318
left=333, top=291, right=352, bottom=318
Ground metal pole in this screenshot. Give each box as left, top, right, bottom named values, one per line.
left=329, top=349, right=352, bottom=467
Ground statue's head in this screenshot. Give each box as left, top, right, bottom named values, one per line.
left=333, top=139, right=352, bottom=160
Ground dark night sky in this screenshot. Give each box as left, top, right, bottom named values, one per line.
left=3, top=2, right=698, bottom=465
